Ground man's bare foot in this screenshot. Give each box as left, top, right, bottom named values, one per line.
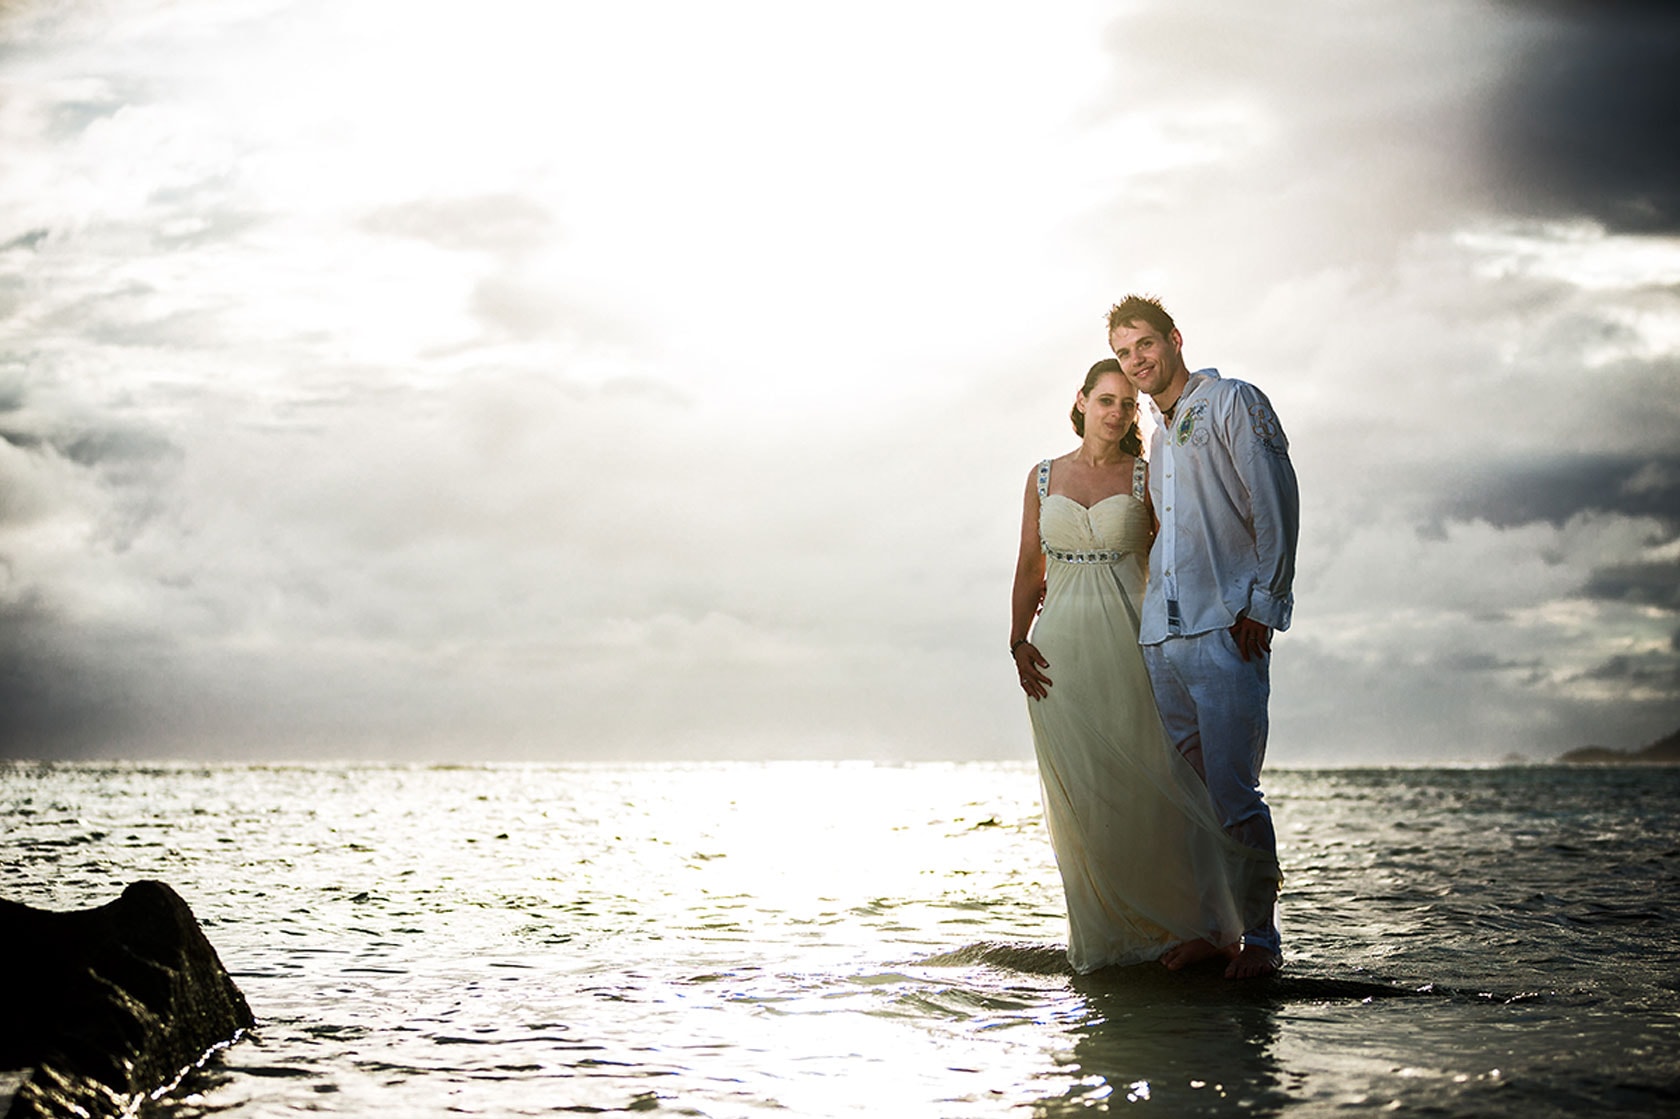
left=1223, top=944, right=1282, bottom=979
left=1161, top=938, right=1239, bottom=971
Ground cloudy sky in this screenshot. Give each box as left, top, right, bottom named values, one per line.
left=1, top=0, right=1676, bottom=764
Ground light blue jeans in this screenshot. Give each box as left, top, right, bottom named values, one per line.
left=1143, top=629, right=1281, bottom=956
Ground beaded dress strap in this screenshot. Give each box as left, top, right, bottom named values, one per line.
left=1132, top=455, right=1147, bottom=501
left=1035, top=460, right=1051, bottom=557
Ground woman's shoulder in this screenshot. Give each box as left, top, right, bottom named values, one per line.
left=1027, top=451, right=1077, bottom=476
left=1024, top=456, right=1054, bottom=497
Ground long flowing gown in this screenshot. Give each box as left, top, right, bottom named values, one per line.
left=1027, top=458, right=1279, bottom=973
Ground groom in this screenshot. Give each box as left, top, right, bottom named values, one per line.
left=1107, top=294, right=1300, bottom=979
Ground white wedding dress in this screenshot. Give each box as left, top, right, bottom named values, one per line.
left=1027, top=458, right=1278, bottom=973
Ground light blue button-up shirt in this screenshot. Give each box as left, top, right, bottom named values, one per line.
left=1140, top=368, right=1299, bottom=645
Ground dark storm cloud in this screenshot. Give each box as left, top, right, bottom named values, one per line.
left=1490, top=1, right=1680, bottom=232
left=1582, top=558, right=1680, bottom=611
left=0, top=379, right=181, bottom=562
left=1, top=229, right=48, bottom=253
left=0, top=379, right=180, bottom=485
left=1437, top=650, right=1543, bottom=674
left=1437, top=453, right=1680, bottom=532
left=1577, top=653, right=1672, bottom=680
left=0, top=596, right=135, bottom=758
left=57, top=427, right=180, bottom=472
left=1568, top=652, right=1680, bottom=694
left=0, top=429, right=43, bottom=451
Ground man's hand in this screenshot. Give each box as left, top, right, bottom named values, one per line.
left=1014, top=642, right=1053, bottom=700
left=1229, top=616, right=1272, bottom=661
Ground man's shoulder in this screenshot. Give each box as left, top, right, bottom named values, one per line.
left=1174, top=371, right=1289, bottom=456
left=1192, top=372, right=1282, bottom=427
left=1193, top=369, right=1269, bottom=401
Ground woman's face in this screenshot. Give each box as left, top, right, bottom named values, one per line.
left=1078, top=371, right=1138, bottom=442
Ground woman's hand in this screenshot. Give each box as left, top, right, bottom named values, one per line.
left=1013, top=641, right=1052, bottom=700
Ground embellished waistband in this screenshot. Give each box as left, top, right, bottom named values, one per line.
left=1044, top=547, right=1130, bottom=565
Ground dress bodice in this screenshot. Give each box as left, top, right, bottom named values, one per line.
left=1039, top=493, right=1153, bottom=558
left=1036, top=458, right=1152, bottom=560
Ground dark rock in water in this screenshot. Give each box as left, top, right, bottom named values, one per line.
left=0, top=881, right=254, bottom=1119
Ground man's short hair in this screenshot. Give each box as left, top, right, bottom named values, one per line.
left=1107, top=294, right=1175, bottom=339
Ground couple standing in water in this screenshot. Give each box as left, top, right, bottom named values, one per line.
left=1010, top=294, right=1299, bottom=979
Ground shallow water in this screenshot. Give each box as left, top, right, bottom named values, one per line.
left=2, top=762, right=1677, bottom=1116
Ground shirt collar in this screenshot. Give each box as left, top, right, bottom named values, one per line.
left=1155, top=368, right=1220, bottom=423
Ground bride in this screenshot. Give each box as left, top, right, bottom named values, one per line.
left=1008, top=359, right=1278, bottom=973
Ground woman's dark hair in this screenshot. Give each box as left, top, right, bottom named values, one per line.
left=1070, top=359, right=1142, bottom=456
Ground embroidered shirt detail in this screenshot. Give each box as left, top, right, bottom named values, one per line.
left=1174, top=400, right=1210, bottom=447
left=1248, top=402, right=1289, bottom=456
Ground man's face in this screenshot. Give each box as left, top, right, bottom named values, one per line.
left=1108, top=321, right=1184, bottom=398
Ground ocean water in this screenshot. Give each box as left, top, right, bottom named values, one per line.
left=2, top=761, right=1677, bottom=1117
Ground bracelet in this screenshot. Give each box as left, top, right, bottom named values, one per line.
left=1010, top=638, right=1029, bottom=656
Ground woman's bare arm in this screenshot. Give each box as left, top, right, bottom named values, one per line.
left=1010, top=467, right=1051, bottom=699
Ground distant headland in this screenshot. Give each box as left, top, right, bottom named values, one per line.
left=1559, top=725, right=1680, bottom=765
